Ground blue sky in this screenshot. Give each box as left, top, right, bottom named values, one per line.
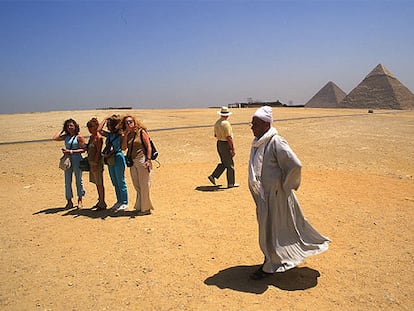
left=1, top=0, right=413, bottom=113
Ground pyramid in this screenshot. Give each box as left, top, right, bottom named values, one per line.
left=339, top=64, right=414, bottom=110
left=305, top=81, right=346, bottom=108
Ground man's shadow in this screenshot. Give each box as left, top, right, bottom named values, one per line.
left=195, top=185, right=225, bottom=192
left=33, top=206, right=146, bottom=219
left=204, top=265, right=320, bottom=294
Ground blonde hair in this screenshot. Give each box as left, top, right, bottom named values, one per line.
left=122, top=115, right=147, bottom=133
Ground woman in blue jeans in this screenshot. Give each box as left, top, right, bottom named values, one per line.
left=98, top=115, right=128, bottom=211
left=53, top=118, right=86, bottom=209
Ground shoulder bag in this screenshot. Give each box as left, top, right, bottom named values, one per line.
left=102, top=135, right=117, bottom=165
left=79, top=136, right=90, bottom=171
left=59, top=136, right=75, bottom=171
left=140, top=129, right=158, bottom=160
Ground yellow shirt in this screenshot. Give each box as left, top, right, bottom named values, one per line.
left=214, top=118, right=233, bottom=141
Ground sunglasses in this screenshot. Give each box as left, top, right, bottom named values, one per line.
left=125, top=120, right=134, bottom=124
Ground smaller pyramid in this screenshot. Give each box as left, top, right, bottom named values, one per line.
left=305, top=81, right=346, bottom=108
left=339, top=64, right=414, bottom=110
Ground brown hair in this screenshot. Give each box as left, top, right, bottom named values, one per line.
left=107, top=115, right=122, bottom=133
left=87, top=117, right=99, bottom=128
left=63, top=118, right=80, bottom=135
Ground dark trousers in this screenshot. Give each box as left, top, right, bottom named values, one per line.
left=211, top=140, right=235, bottom=186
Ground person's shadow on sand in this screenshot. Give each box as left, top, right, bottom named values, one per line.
left=195, top=185, right=225, bottom=192
left=33, top=206, right=148, bottom=219
left=33, top=206, right=69, bottom=215
left=204, top=265, right=320, bottom=294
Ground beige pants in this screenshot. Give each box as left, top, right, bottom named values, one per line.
left=129, top=158, right=154, bottom=212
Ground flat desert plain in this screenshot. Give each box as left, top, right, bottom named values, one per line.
left=0, top=107, right=413, bottom=310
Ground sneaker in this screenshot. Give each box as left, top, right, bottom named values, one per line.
left=110, top=203, right=121, bottom=211
left=208, top=175, right=216, bottom=185
left=138, top=210, right=151, bottom=216
left=117, top=204, right=128, bottom=211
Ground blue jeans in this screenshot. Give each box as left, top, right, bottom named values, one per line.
left=108, top=152, right=128, bottom=204
left=64, top=155, right=85, bottom=200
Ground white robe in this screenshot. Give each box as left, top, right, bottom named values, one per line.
left=248, top=128, right=330, bottom=273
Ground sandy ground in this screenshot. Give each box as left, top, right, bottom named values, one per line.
left=0, top=107, right=413, bottom=310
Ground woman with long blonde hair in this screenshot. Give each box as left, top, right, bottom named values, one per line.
left=121, top=115, right=154, bottom=215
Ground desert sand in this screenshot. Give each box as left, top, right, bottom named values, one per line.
left=0, top=107, right=413, bottom=310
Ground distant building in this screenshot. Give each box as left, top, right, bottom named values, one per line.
left=97, top=106, right=132, bottom=110
left=229, top=100, right=285, bottom=108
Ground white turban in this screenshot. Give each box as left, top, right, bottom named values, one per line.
left=253, top=106, right=273, bottom=123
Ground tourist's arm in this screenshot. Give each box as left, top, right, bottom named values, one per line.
left=141, top=130, right=152, bottom=168
left=97, top=117, right=110, bottom=137
left=52, top=129, right=66, bottom=141
left=226, top=136, right=235, bottom=157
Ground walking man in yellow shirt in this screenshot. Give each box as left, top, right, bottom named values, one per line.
left=208, top=107, right=239, bottom=188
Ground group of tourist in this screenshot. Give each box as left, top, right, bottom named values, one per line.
left=53, top=106, right=330, bottom=280
left=52, top=114, right=154, bottom=215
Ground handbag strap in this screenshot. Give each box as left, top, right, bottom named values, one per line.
left=105, top=133, right=116, bottom=148
left=126, top=132, right=136, bottom=158
left=67, top=135, right=75, bottom=150
left=140, top=129, right=149, bottom=156
left=86, top=135, right=92, bottom=153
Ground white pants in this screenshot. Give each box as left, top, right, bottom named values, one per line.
left=129, top=158, right=154, bottom=212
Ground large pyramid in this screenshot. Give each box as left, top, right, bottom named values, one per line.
left=305, top=81, right=346, bottom=108
left=339, top=64, right=414, bottom=110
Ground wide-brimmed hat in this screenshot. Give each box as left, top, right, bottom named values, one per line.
left=217, top=106, right=232, bottom=116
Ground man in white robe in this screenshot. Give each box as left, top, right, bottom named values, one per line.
left=248, top=106, right=330, bottom=280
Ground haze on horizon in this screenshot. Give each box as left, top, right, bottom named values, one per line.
left=1, top=0, right=414, bottom=114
